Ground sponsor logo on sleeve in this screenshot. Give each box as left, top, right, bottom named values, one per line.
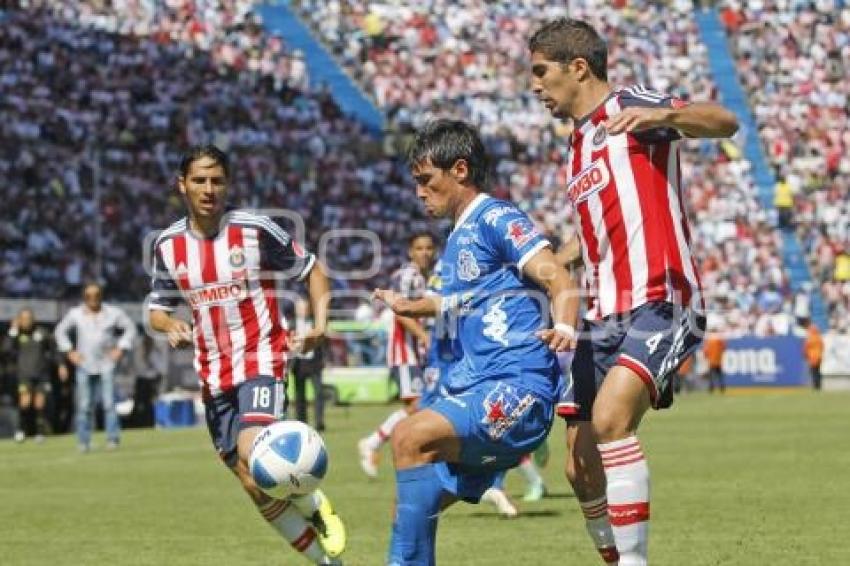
left=505, top=219, right=539, bottom=249
left=566, top=159, right=611, bottom=205
left=483, top=205, right=515, bottom=226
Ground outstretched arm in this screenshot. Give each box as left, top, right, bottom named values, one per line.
left=606, top=101, right=739, bottom=139
left=373, top=289, right=441, bottom=318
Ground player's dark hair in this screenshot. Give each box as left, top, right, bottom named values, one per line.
left=407, top=120, right=490, bottom=190
left=179, top=144, right=230, bottom=178
left=408, top=231, right=434, bottom=249
left=528, top=18, right=608, bottom=81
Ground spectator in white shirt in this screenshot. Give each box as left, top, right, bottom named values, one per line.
left=55, top=282, right=136, bottom=452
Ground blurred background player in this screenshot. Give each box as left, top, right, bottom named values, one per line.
left=147, top=145, right=345, bottom=565
left=802, top=318, right=824, bottom=391
left=703, top=327, right=727, bottom=394
left=358, top=232, right=434, bottom=478
left=292, top=297, right=327, bottom=431
left=374, top=120, right=580, bottom=564
left=530, top=18, right=738, bottom=566
left=2, top=308, right=57, bottom=443
left=55, top=283, right=136, bottom=452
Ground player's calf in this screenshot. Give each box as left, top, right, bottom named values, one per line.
left=566, top=421, right=618, bottom=565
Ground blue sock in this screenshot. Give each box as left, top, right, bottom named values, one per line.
left=492, top=471, right=506, bottom=491
left=387, top=464, right=444, bottom=566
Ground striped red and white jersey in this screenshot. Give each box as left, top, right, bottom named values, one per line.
left=565, top=85, right=704, bottom=320
left=148, top=210, right=316, bottom=398
left=386, top=262, right=427, bottom=368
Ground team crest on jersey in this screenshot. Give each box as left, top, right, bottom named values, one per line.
left=229, top=246, right=246, bottom=268
left=505, top=219, right=538, bottom=249
left=481, top=382, right=535, bottom=440
left=457, top=249, right=481, bottom=281
left=592, top=125, right=608, bottom=148
left=566, top=159, right=611, bottom=205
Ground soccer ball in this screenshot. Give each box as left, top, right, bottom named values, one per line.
left=249, top=420, right=329, bottom=498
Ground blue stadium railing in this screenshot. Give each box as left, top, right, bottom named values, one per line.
left=694, top=8, right=828, bottom=329
left=257, top=1, right=384, bottom=136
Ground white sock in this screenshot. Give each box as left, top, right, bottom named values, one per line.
left=258, top=499, right=332, bottom=564
left=598, top=436, right=650, bottom=566
left=291, top=490, right=321, bottom=517
left=579, top=495, right=619, bottom=565
left=364, top=408, right=408, bottom=450
left=518, top=455, right=543, bottom=488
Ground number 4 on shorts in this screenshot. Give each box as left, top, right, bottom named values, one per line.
left=645, top=332, right=663, bottom=355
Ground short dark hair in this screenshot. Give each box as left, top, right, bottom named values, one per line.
left=179, top=144, right=230, bottom=178
left=408, top=231, right=434, bottom=248
left=407, top=120, right=490, bottom=190
left=528, top=18, right=608, bottom=81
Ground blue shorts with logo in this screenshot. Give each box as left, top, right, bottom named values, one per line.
left=204, top=375, right=287, bottom=467
left=428, top=377, right=557, bottom=503
left=418, top=360, right=451, bottom=410
left=558, top=301, right=705, bottom=421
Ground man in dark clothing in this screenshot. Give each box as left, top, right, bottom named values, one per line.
left=2, top=309, right=58, bottom=442
left=291, top=299, right=326, bottom=431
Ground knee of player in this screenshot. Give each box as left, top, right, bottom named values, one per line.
left=591, top=408, right=631, bottom=443
left=390, top=417, right=430, bottom=461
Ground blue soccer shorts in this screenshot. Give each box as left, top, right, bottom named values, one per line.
left=428, top=378, right=556, bottom=502
left=204, top=375, right=287, bottom=467
left=558, top=301, right=705, bottom=421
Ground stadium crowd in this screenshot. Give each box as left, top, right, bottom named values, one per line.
left=1, top=0, right=847, bottom=336
left=294, top=0, right=809, bottom=335
left=721, top=0, right=850, bottom=332
left=0, top=2, right=427, bottom=304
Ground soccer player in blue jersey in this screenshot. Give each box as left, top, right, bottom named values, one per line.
left=419, top=259, right=517, bottom=518
left=374, top=120, right=580, bottom=564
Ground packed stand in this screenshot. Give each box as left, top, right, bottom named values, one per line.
left=0, top=3, right=429, bottom=303
left=295, top=0, right=799, bottom=335
left=721, top=0, right=850, bottom=331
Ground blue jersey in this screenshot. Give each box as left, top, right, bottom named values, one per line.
left=439, top=195, right=560, bottom=400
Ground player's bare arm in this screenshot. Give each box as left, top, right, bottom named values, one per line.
left=605, top=101, right=739, bottom=138
left=149, top=309, right=192, bottom=348
left=555, top=234, right=583, bottom=270
left=523, top=247, right=580, bottom=352
left=372, top=288, right=441, bottom=318
left=396, top=314, right=431, bottom=351
left=293, top=259, right=331, bottom=355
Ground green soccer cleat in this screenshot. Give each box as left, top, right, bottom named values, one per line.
left=522, top=482, right=547, bottom=503
left=310, top=489, right=346, bottom=558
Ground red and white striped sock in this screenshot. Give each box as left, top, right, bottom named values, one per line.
left=579, top=495, right=619, bottom=565
left=598, top=436, right=650, bottom=566
left=259, top=499, right=333, bottom=564
left=364, top=408, right=408, bottom=450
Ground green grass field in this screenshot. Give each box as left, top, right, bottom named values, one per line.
left=1, top=392, right=849, bottom=565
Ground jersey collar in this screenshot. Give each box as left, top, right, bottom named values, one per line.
left=451, top=193, right=490, bottom=234
left=574, top=90, right=617, bottom=134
